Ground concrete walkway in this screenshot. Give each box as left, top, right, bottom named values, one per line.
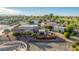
left=54, top=32, right=74, bottom=43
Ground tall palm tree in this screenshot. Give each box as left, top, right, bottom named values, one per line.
left=3, top=29, right=11, bottom=41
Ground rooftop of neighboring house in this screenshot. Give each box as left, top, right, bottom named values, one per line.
left=19, top=24, right=38, bottom=28
left=0, top=24, right=10, bottom=30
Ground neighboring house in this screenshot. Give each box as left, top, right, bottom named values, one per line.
left=19, top=21, right=28, bottom=25
left=31, top=18, right=40, bottom=25
left=53, top=25, right=65, bottom=33
left=33, top=20, right=39, bottom=25
left=13, top=24, right=39, bottom=33
left=49, top=21, right=65, bottom=33
left=50, top=22, right=58, bottom=26
left=73, top=29, right=78, bottom=33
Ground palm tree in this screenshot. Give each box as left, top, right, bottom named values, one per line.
left=3, top=29, right=11, bottom=41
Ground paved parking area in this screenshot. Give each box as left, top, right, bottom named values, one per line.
left=13, top=35, right=73, bottom=51
left=0, top=34, right=73, bottom=51
left=29, top=42, right=72, bottom=51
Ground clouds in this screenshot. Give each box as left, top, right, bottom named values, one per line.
left=0, top=7, right=22, bottom=15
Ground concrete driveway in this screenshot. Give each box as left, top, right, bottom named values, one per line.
left=29, top=42, right=72, bottom=51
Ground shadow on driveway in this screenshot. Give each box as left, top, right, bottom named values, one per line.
left=30, top=42, right=53, bottom=51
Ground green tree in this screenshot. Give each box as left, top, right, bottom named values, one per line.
left=49, top=13, right=53, bottom=19
left=3, top=29, right=11, bottom=41
left=28, top=20, right=34, bottom=24
left=47, top=26, right=53, bottom=31
left=72, top=42, right=79, bottom=51
left=64, top=32, right=70, bottom=38
left=53, top=16, right=59, bottom=21
left=66, top=25, right=75, bottom=33
left=43, top=15, right=49, bottom=20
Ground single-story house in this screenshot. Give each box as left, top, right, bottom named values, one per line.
left=50, top=22, right=58, bottom=26
left=13, top=24, right=39, bottom=33
left=33, top=20, right=39, bottom=25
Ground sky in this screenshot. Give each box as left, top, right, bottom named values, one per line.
left=0, top=7, right=79, bottom=16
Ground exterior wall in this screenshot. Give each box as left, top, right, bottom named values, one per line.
left=53, top=25, right=65, bottom=33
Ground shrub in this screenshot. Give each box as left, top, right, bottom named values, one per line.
left=76, top=42, right=79, bottom=45
left=72, top=42, right=79, bottom=51
left=57, top=29, right=61, bottom=33
left=3, top=29, right=10, bottom=33
left=13, top=32, right=21, bottom=36
left=26, top=32, right=32, bottom=35
left=13, top=32, right=26, bottom=36
left=28, top=20, right=34, bottom=24
left=22, top=32, right=26, bottom=35
left=31, top=32, right=37, bottom=37
left=47, top=26, right=53, bottom=31
left=64, top=32, right=70, bottom=38
left=76, top=46, right=79, bottom=51
left=72, top=43, right=77, bottom=48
